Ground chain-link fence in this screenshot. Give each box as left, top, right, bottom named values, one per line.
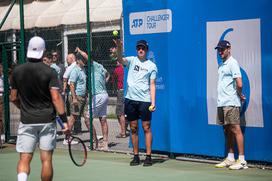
left=0, top=23, right=127, bottom=149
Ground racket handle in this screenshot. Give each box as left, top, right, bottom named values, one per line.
left=56, top=117, right=65, bottom=129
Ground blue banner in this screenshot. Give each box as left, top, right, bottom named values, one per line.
left=122, top=0, right=272, bottom=162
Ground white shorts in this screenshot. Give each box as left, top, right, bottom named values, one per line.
left=85, top=93, right=108, bottom=118
left=16, top=122, right=57, bottom=153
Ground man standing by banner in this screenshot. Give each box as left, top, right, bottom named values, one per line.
left=214, top=40, right=247, bottom=170
left=115, top=39, right=157, bottom=167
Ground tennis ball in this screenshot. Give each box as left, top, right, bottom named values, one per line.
left=149, top=105, right=155, bottom=112
left=112, top=30, right=118, bottom=37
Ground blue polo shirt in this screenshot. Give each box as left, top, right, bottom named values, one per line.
left=50, top=63, right=61, bottom=78
left=217, top=56, right=242, bottom=107
left=91, top=61, right=107, bottom=95
left=125, top=56, right=157, bottom=102
left=69, top=65, right=86, bottom=96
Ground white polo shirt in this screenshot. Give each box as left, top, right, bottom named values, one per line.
left=63, top=61, right=77, bottom=84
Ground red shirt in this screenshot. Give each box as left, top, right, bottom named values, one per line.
left=113, top=63, right=124, bottom=90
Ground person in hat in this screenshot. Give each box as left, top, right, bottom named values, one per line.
left=114, top=39, right=158, bottom=167
left=10, top=36, right=69, bottom=181
left=214, top=40, right=247, bottom=170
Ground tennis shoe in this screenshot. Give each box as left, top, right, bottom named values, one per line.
left=130, top=155, right=140, bottom=166
left=143, top=156, right=152, bottom=167
left=62, top=139, right=78, bottom=145
left=215, top=158, right=235, bottom=168
left=99, top=141, right=108, bottom=151
left=229, top=160, right=248, bottom=170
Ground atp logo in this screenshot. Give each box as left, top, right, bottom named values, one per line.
left=217, top=28, right=250, bottom=117
left=134, top=65, right=140, bottom=71
left=131, top=18, right=143, bottom=28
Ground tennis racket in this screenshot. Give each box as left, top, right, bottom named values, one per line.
left=56, top=117, right=87, bottom=167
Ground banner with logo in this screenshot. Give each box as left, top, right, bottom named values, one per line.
left=123, top=0, right=272, bottom=162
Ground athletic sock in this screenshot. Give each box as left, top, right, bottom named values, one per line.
left=227, top=153, right=235, bottom=161
left=238, top=155, right=245, bottom=162
left=18, top=172, right=28, bottom=181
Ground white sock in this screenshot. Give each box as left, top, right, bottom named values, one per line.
left=227, top=153, right=235, bottom=161
left=238, top=155, right=245, bottom=161
left=17, top=172, right=28, bottom=181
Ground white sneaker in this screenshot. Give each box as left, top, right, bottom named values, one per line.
left=229, top=160, right=248, bottom=170
left=215, top=158, right=235, bottom=168
left=63, top=139, right=78, bottom=145
left=99, top=141, right=108, bottom=151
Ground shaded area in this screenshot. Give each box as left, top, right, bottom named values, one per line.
left=1, top=148, right=272, bottom=181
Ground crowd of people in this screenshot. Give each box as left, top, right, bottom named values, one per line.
left=41, top=45, right=126, bottom=151
left=1, top=34, right=248, bottom=181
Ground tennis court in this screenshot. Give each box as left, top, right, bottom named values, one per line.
left=1, top=145, right=271, bottom=181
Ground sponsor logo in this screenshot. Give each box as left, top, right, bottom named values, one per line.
left=129, top=9, right=172, bottom=35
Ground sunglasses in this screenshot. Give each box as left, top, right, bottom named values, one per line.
left=137, top=46, right=146, bottom=51
left=52, top=54, right=58, bottom=57
left=217, top=48, right=227, bottom=52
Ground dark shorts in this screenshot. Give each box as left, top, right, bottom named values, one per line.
left=125, top=98, right=152, bottom=121
left=217, top=106, right=240, bottom=125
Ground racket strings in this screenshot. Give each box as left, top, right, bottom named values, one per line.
left=69, top=137, right=87, bottom=166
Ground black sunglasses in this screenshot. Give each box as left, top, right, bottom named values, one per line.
left=137, top=46, right=146, bottom=51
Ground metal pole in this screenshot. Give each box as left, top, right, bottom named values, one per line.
left=2, top=46, right=11, bottom=142
left=86, top=0, right=93, bottom=149
left=19, top=0, right=26, bottom=64
left=0, top=0, right=16, bottom=30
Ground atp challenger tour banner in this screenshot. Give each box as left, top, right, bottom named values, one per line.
left=122, top=0, right=272, bottom=162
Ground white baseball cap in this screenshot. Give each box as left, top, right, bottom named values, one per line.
left=27, top=36, right=45, bottom=59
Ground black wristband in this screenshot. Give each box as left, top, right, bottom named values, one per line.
left=59, top=113, right=68, bottom=123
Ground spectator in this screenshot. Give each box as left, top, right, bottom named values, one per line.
left=110, top=47, right=127, bottom=138
left=76, top=47, right=110, bottom=151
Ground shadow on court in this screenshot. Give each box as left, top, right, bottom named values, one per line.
left=1, top=147, right=272, bottom=181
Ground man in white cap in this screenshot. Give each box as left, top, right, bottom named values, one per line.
left=10, top=36, right=69, bottom=181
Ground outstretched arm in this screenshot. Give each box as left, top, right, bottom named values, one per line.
left=113, top=39, right=128, bottom=66
left=75, top=47, right=88, bottom=60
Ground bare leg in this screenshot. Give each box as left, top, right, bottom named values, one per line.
left=17, top=153, right=33, bottom=177
left=130, top=120, right=139, bottom=155
left=142, top=121, right=152, bottom=155
left=230, top=124, right=244, bottom=155
left=40, top=150, right=53, bottom=181
left=224, top=125, right=235, bottom=154
left=117, top=114, right=126, bottom=136
left=99, top=117, right=108, bottom=142
left=84, top=118, right=98, bottom=149
left=67, top=115, right=77, bottom=131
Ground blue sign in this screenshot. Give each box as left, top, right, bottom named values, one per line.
left=123, top=0, right=272, bottom=162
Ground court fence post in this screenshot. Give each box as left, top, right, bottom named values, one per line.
left=2, top=46, right=11, bottom=142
